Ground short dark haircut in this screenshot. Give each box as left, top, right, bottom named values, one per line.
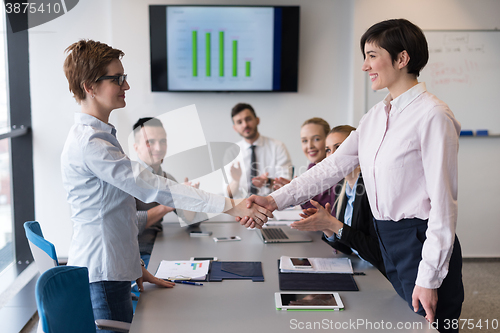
left=133, top=117, right=164, bottom=136
left=360, top=19, right=428, bottom=77
left=231, top=103, right=257, bottom=119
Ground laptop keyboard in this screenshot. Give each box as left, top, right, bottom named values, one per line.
left=262, top=227, right=289, bottom=240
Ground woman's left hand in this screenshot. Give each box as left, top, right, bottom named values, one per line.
left=136, top=266, right=175, bottom=291
left=412, top=285, right=438, bottom=323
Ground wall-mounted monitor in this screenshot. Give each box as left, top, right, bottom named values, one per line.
left=149, top=5, right=300, bottom=92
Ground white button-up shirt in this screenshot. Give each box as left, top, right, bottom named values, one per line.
left=62, top=113, right=225, bottom=283
left=224, top=135, right=292, bottom=198
left=271, top=83, right=460, bottom=289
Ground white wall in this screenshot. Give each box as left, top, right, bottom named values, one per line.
left=29, top=0, right=500, bottom=257
left=29, top=0, right=354, bottom=256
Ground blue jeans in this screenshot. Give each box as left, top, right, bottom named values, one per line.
left=89, top=281, right=133, bottom=333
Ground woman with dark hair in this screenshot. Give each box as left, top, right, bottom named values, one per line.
left=244, top=19, right=463, bottom=332
left=61, top=40, right=271, bottom=329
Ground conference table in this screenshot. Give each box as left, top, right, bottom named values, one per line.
left=130, top=221, right=436, bottom=332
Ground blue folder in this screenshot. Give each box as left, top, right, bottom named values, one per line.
left=208, top=261, right=264, bottom=282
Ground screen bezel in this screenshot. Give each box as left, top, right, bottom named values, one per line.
left=290, top=257, right=312, bottom=268
left=149, top=5, right=299, bottom=92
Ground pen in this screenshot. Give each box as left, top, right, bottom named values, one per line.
left=172, top=280, right=203, bottom=286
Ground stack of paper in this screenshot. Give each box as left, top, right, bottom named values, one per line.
left=279, top=256, right=353, bottom=274
left=155, top=260, right=210, bottom=281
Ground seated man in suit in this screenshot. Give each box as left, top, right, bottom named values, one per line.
left=224, top=103, right=293, bottom=198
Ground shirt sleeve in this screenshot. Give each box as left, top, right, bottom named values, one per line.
left=415, top=105, right=460, bottom=289
left=325, top=233, right=337, bottom=242
left=83, top=134, right=226, bottom=214
left=270, top=131, right=360, bottom=210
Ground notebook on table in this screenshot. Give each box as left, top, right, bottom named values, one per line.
left=277, top=260, right=359, bottom=291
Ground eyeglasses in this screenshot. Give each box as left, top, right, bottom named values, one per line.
left=96, top=74, right=127, bottom=86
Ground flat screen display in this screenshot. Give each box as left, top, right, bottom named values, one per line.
left=150, top=5, right=300, bottom=92
left=280, top=293, right=338, bottom=306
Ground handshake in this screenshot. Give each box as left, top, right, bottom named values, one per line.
left=226, top=195, right=279, bottom=229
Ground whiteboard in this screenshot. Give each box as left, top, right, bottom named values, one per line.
left=365, top=30, right=500, bottom=135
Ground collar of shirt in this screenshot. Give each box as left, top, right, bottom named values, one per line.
left=240, top=134, right=264, bottom=150
left=136, top=157, right=164, bottom=176
left=345, top=175, right=359, bottom=200
left=383, top=82, right=427, bottom=115
left=75, top=112, right=117, bottom=137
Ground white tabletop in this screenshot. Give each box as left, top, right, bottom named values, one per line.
left=130, top=222, right=436, bottom=332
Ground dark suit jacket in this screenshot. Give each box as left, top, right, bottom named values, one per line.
left=322, top=175, right=386, bottom=276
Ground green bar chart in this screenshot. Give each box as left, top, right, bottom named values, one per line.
left=205, top=32, right=211, bottom=77
left=232, top=40, right=238, bottom=77
left=219, top=31, right=224, bottom=77
left=192, top=30, right=197, bottom=77
left=167, top=7, right=274, bottom=90
left=246, top=61, right=251, bottom=77
left=190, top=30, right=256, bottom=79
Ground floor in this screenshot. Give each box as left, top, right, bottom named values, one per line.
left=10, top=259, right=500, bottom=333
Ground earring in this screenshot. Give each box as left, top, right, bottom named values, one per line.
left=91, top=94, right=95, bottom=99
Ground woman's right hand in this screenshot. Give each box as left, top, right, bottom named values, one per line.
left=290, top=200, right=342, bottom=236
left=227, top=198, right=273, bottom=229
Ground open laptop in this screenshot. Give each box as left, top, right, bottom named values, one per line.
left=257, top=226, right=312, bottom=243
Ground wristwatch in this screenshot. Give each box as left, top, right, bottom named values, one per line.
left=266, top=177, right=274, bottom=187
left=140, top=259, right=146, bottom=267
left=336, top=227, right=343, bottom=239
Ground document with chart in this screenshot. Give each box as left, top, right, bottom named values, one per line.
left=155, top=260, right=210, bottom=280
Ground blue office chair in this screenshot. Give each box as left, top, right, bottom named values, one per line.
left=36, top=266, right=131, bottom=333
left=24, top=221, right=136, bottom=332
left=24, top=221, right=59, bottom=274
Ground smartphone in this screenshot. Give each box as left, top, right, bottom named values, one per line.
left=290, top=258, right=312, bottom=268
left=190, top=257, right=218, bottom=261
left=213, top=236, right=241, bottom=242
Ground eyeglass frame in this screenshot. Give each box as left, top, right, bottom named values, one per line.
left=96, top=74, right=127, bottom=86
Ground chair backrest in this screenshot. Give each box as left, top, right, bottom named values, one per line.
left=24, top=221, right=59, bottom=273
left=36, top=266, right=96, bottom=333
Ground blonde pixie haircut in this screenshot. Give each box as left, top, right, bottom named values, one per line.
left=301, top=117, right=330, bottom=137
left=329, top=125, right=356, bottom=136
left=63, top=39, right=124, bottom=103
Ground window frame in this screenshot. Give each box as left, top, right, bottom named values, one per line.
left=0, top=6, right=34, bottom=283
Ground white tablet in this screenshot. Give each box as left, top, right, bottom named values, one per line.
left=275, top=292, right=344, bottom=311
